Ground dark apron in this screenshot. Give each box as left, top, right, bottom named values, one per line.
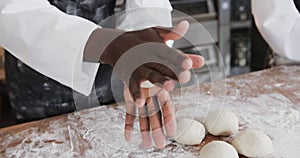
left=5, top=0, right=123, bottom=122
left=295, top=0, right=300, bottom=12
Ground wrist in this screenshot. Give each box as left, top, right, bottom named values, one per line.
left=83, top=28, right=125, bottom=64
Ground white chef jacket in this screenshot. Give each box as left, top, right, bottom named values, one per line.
left=252, top=0, right=300, bottom=62
left=0, top=0, right=172, bottom=96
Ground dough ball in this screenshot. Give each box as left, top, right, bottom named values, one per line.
left=200, top=141, right=239, bottom=158
left=232, top=130, right=273, bottom=157
left=173, top=118, right=206, bottom=145
left=204, top=110, right=238, bottom=136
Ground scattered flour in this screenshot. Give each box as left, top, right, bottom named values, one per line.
left=1, top=66, right=300, bottom=157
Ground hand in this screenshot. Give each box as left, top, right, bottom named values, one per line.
left=124, top=54, right=204, bottom=149
left=101, top=21, right=204, bottom=107
left=124, top=85, right=175, bottom=149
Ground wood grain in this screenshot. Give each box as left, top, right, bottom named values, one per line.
left=0, top=47, right=4, bottom=55
left=0, top=46, right=5, bottom=81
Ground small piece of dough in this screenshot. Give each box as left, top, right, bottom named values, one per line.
left=204, top=110, right=239, bottom=136
left=200, top=141, right=239, bottom=158
left=173, top=118, right=206, bottom=145
left=141, top=81, right=155, bottom=88
left=232, top=130, right=273, bottom=157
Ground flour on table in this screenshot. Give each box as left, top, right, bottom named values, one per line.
left=1, top=66, right=300, bottom=157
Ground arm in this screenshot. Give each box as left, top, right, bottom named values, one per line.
left=0, top=0, right=195, bottom=100
left=0, top=0, right=121, bottom=96
left=252, top=0, right=300, bottom=61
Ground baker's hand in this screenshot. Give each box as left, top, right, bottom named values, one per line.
left=101, top=21, right=204, bottom=107
left=123, top=54, right=204, bottom=149
left=124, top=85, right=174, bottom=149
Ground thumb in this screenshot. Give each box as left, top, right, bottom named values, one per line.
left=153, top=20, right=189, bottom=41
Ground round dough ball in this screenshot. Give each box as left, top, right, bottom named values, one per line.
left=232, top=130, right=273, bottom=157
left=200, top=141, right=239, bottom=158
left=204, top=110, right=238, bottom=136
left=173, top=118, right=206, bottom=145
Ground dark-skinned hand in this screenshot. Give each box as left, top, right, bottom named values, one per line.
left=124, top=54, right=204, bottom=149
left=100, top=21, right=204, bottom=107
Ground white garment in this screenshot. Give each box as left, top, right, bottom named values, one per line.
left=0, top=0, right=172, bottom=95
left=252, top=0, right=300, bottom=61
left=118, top=0, right=172, bottom=31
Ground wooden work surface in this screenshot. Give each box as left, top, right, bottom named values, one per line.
left=1, top=65, right=300, bottom=157
left=0, top=47, right=5, bottom=81
left=0, top=47, right=3, bottom=55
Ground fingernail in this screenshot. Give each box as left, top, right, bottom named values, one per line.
left=165, top=119, right=177, bottom=137
left=141, top=133, right=153, bottom=149
left=182, top=58, right=192, bottom=70
left=125, top=130, right=132, bottom=142
left=152, top=129, right=167, bottom=149
left=156, top=138, right=166, bottom=150
left=197, top=56, right=205, bottom=67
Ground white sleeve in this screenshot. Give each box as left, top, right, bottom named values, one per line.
left=0, top=0, right=100, bottom=96
left=252, top=0, right=300, bottom=61
left=117, top=0, right=173, bottom=31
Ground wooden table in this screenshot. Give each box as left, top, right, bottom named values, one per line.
left=0, top=47, right=3, bottom=56
left=1, top=65, right=300, bottom=157
left=0, top=46, right=5, bottom=81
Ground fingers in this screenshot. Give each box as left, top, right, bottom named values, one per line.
left=137, top=65, right=176, bottom=91
left=130, top=66, right=174, bottom=98
left=163, top=48, right=189, bottom=70
left=154, top=47, right=192, bottom=84
left=154, top=20, right=189, bottom=41
left=157, top=90, right=176, bottom=137
left=170, top=20, right=189, bottom=39
left=146, top=60, right=183, bottom=81
left=182, top=58, right=193, bottom=70
left=128, top=77, right=145, bottom=107
left=153, top=21, right=194, bottom=83
left=147, top=96, right=166, bottom=149
left=124, top=86, right=137, bottom=142
left=161, top=49, right=194, bottom=84
left=146, top=63, right=177, bottom=80
left=128, top=51, right=204, bottom=104
left=135, top=66, right=172, bottom=87
left=125, top=86, right=175, bottom=149
left=185, top=54, right=205, bottom=69
left=125, top=112, right=136, bottom=142
left=138, top=105, right=153, bottom=149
